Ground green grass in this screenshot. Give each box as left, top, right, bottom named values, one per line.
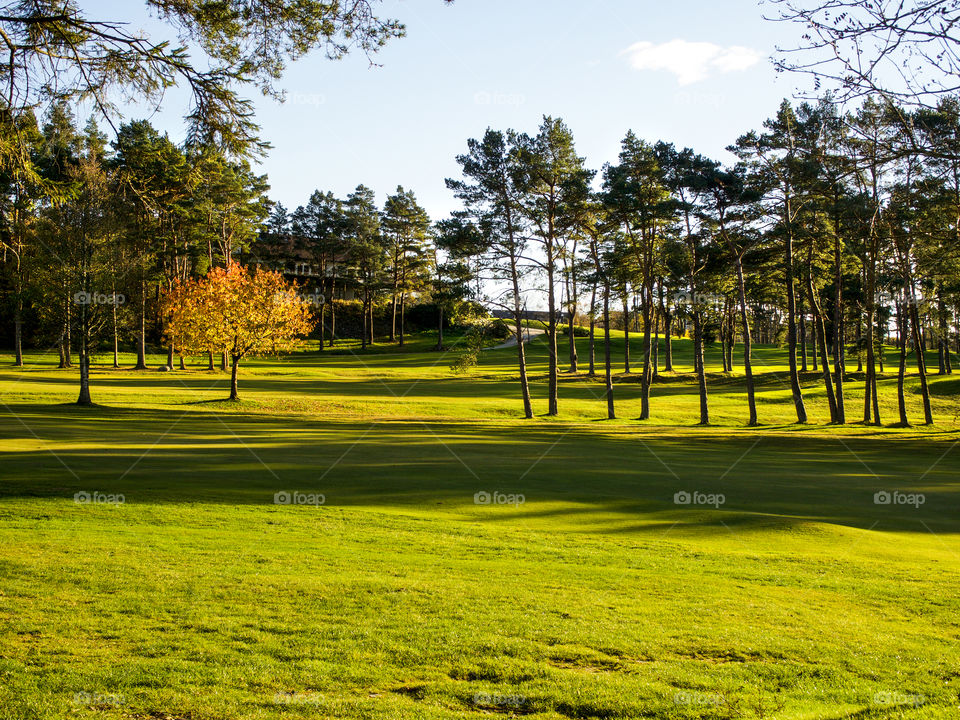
left=1, top=332, right=959, bottom=719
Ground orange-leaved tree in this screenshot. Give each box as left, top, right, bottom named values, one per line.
left=163, top=264, right=315, bottom=400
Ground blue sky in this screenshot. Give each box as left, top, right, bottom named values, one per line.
left=88, top=0, right=808, bottom=219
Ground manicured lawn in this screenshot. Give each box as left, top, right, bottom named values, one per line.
left=1, top=333, right=958, bottom=718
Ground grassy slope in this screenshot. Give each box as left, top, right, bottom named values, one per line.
left=0, top=332, right=958, bottom=719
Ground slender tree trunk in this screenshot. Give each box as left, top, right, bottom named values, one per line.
left=604, top=282, right=615, bottom=420
left=652, top=301, right=660, bottom=378
left=896, top=300, right=909, bottom=427
left=863, top=240, right=880, bottom=425
left=63, top=293, right=73, bottom=368
left=208, top=351, right=215, bottom=371
left=785, top=229, right=807, bottom=423
left=111, top=293, right=120, bottom=369
left=220, top=351, right=228, bottom=372
left=504, top=250, right=533, bottom=417
left=362, top=298, right=368, bottom=351
left=622, top=295, right=631, bottom=373
left=568, top=306, right=578, bottom=373
left=806, top=269, right=838, bottom=423
left=664, top=308, right=673, bottom=372
left=13, top=282, right=23, bottom=366
left=436, top=306, right=444, bottom=351
left=694, top=306, right=709, bottom=425
left=938, top=291, right=950, bottom=374
left=229, top=355, right=240, bottom=400
left=330, top=285, right=337, bottom=348
left=909, top=293, right=934, bottom=425
left=639, top=274, right=653, bottom=421
left=318, top=297, right=326, bottom=351
left=733, top=255, right=757, bottom=426
left=588, top=281, right=597, bottom=377
left=135, top=279, right=147, bottom=370
left=166, top=345, right=174, bottom=370
left=399, top=294, right=406, bottom=346
left=799, top=292, right=808, bottom=372
left=77, top=303, right=92, bottom=406
left=832, top=188, right=846, bottom=423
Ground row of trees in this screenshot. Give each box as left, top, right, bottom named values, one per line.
left=443, top=98, right=960, bottom=426
left=256, top=184, right=436, bottom=350
left=0, top=104, right=271, bottom=402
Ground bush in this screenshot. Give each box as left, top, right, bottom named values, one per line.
left=489, top=318, right=512, bottom=340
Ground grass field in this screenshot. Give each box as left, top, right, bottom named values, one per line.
left=1, top=331, right=958, bottom=719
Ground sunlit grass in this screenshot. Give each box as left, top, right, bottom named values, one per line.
left=0, top=333, right=958, bottom=718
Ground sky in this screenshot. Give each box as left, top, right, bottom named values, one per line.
left=84, top=0, right=810, bottom=220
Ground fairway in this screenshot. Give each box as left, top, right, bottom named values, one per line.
left=1, top=334, right=959, bottom=719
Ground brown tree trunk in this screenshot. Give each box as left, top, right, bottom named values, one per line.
left=229, top=355, right=240, bottom=400
left=622, top=295, right=631, bottom=374
left=785, top=228, right=807, bottom=423
left=604, top=282, right=615, bottom=420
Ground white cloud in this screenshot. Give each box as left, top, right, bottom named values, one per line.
left=620, top=39, right=763, bottom=85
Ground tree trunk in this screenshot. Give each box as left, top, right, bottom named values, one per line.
left=639, top=276, right=653, bottom=421
left=799, top=293, right=808, bottom=372
left=588, top=281, right=597, bottom=377
left=399, top=294, right=406, bottom=347
left=694, top=305, right=709, bottom=425
left=664, top=308, right=673, bottom=372
left=221, top=351, right=228, bottom=371
left=604, top=282, right=615, bottom=420
left=733, top=254, right=757, bottom=426
left=436, top=306, right=444, bottom=351
left=832, top=187, right=846, bottom=423
left=547, top=253, right=558, bottom=416
left=229, top=355, right=240, bottom=400
left=622, top=295, right=631, bottom=373
left=135, top=280, right=147, bottom=370
left=318, top=297, right=326, bottom=352
left=785, top=230, right=807, bottom=423
left=362, top=298, right=368, bottom=351
left=508, top=254, right=533, bottom=418
left=806, top=268, right=839, bottom=423
left=329, top=286, right=337, bottom=347
left=77, top=304, right=92, bottom=406
left=909, top=295, right=934, bottom=425
left=896, top=300, right=909, bottom=427
left=111, top=293, right=120, bottom=369
left=938, top=290, right=950, bottom=374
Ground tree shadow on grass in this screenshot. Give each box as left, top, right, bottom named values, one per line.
left=0, top=402, right=958, bottom=536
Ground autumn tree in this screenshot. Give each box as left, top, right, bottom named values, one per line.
left=162, top=264, right=314, bottom=400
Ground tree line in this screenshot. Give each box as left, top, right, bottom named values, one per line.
left=442, top=99, right=960, bottom=427
left=3, top=94, right=960, bottom=424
